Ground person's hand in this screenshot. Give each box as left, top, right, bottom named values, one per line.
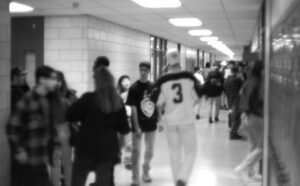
left=135, top=127, right=142, bottom=138
left=53, top=149, right=61, bottom=159
left=158, top=125, right=164, bottom=132
left=15, top=151, right=28, bottom=164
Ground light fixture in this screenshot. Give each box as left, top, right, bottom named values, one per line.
left=188, top=29, right=212, bottom=36
left=169, top=18, right=202, bottom=27
left=207, top=41, right=234, bottom=58
left=132, top=0, right=181, bottom=8
left=200, top=36, right=219, bottom=42
left=10, top=2, right=34, bottom=13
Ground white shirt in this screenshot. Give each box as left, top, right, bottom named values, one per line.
left=156, top=71, right=200, bottom=126
left=194, top=72, right=205, bottom=85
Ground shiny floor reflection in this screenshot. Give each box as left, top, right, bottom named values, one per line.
left=86, top=103, right=262, bottom=186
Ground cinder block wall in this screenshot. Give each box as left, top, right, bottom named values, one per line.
left=44, top=15, right=89, bottom=96
left=87, top=16, right=150, bottom=90
left=44, top=15, right=150, bottom=96
left=0, top=0, right=11, bottom=185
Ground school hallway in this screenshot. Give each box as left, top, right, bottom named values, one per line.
left=86, top=102, right=261, bottom=186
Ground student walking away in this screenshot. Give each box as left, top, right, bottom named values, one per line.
left=234, top=61, right=264, bottom=184
left=193, top=66, right=205, bottom=120
left=7, top=66, right=59, bottom=186
left=224, top=67, right=244, bottom=140
left=153, top=49, right=203, bottom=186
left=204, top=65, right=224, bottom=124
left=118, top=75, right=133, bottom=170
left=126, top=62, right=158, bottom=186
left=49, top=71, right=73, bottom=186
left=66, top=67, right=130, bottom=186
left=202, top=63, right=212, bottom=81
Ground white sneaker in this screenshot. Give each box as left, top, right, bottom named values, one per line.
left=251, top=174, right=263, bottom=182
left=234, top=167, right=251, bottom=185
left=142, top=174, right=152, bottom=183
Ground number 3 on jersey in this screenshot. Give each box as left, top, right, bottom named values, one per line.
left=172, top=83, right=183, bottom=103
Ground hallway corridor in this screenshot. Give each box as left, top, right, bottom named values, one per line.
left=87, top=104, right=262, bottom=186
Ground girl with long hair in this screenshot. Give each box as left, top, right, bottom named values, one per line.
left=234, top=61, right=264, bottom=184
left=67, top=67, right=130, bottom=186
left=117, top=75, right=133, bottom=170
left=49, top=71, right=72, bottom=186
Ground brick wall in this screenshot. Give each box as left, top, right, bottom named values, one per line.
left=0, top=0, right=11, bottom=185
left=44, top=15, right=150, bottom=95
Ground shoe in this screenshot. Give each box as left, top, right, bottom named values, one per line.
left=142, top=174, right=152, bottom=183
left=230, top=133, right=244, bottom=140
left=234, top=167, right=251, bottom=184
left=196, top=114, right=200, bottom=120
left=214, top=117, right=219, bottom=122
left=209, top=117, right=213, bottom=124
left=125, top=163, right=132, bottom=170
left=176, top=180, right=186, bottom=186
left=251, top=174, right=263, bottom=182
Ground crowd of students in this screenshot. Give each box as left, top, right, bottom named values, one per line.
left=7, top=49, right=264, bottom=186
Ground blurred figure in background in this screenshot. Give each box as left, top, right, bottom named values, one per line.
left=67, top=67, right=130, bottom=186
left=49, top=71, right=72, bottom=186
left=202, top=63, right=212, bottom=81
left=11, top=67, right=30, bottom=112
left=7, top=66, right=58, bottom=186
left=193, top=66, right=205, bottom=120
left=204, top=65, right=224, bottom=124
left=224, top=67, right=244, bottom=140
left=234, top=61, right=264, bottom=184
left=117, top=75, right=133, bottom=170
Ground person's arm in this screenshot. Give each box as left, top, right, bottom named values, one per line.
left=66, top=93, right=90, bottom=122
left=116, top=103, right=130, bottom=135
left=126, top=85, right=142, bottom=135
left=7, top=99, right=28, bottom=163
left=131, top=106, right=142, bottom=134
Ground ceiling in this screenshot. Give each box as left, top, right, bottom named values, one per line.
left=13, top=0, right=264, bottom=60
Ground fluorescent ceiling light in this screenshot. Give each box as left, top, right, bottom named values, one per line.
left=207, top=41, right=234, bottom=57
left=10, top=2, right=34, bottom=13
left=169, top=18, right=202, bottom=27
left=188, top=29, right=212, bottom=36
left=132, top=0, right=181, bottom=8
left=200, top=36, right=219, bottom=42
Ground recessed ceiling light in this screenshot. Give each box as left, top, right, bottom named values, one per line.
left=169, top=18, right=202, bottom=27
left=200, top=36, right=219, bottom=42
left=132, top=0, right=181, bottom=8
left=188, top=29, right=212, bottom=36
left=10, top=2, right=34, bottom=13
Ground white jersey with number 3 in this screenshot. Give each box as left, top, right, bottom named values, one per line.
left=155, top=71, right=201, bottom=126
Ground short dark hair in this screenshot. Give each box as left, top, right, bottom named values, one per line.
left=35, top=66, right=55, bottom=83
left=93, top=56, right=110, bottom=71
left=139, top=61, right=151, bottom=69
left=194, top=66, right=200, bottom=72
left=231, top=67, right=239, bottom=74
left=205, top=63, right=211, bottom=68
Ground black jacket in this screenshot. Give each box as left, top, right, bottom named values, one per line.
left=66, top=92, right=130, bottom=161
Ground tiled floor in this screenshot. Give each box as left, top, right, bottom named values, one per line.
left=87, top=103, right=262, bottom=186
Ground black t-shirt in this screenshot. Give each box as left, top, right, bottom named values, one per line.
left=126, top=80, right=157, bottom=132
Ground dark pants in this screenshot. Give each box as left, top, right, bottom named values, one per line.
left=229, top=104, right=241, bottom=135
left=12, top=163, right=51, bottom=186
left=72, top=154, right=114, bottom=186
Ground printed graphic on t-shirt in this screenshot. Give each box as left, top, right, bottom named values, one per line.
left=140, top=97, right=155, bottom=118
left=140, top=90, right=155, bottom=118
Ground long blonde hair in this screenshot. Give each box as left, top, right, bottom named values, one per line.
left=94, top=67, right=122, bottom=113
